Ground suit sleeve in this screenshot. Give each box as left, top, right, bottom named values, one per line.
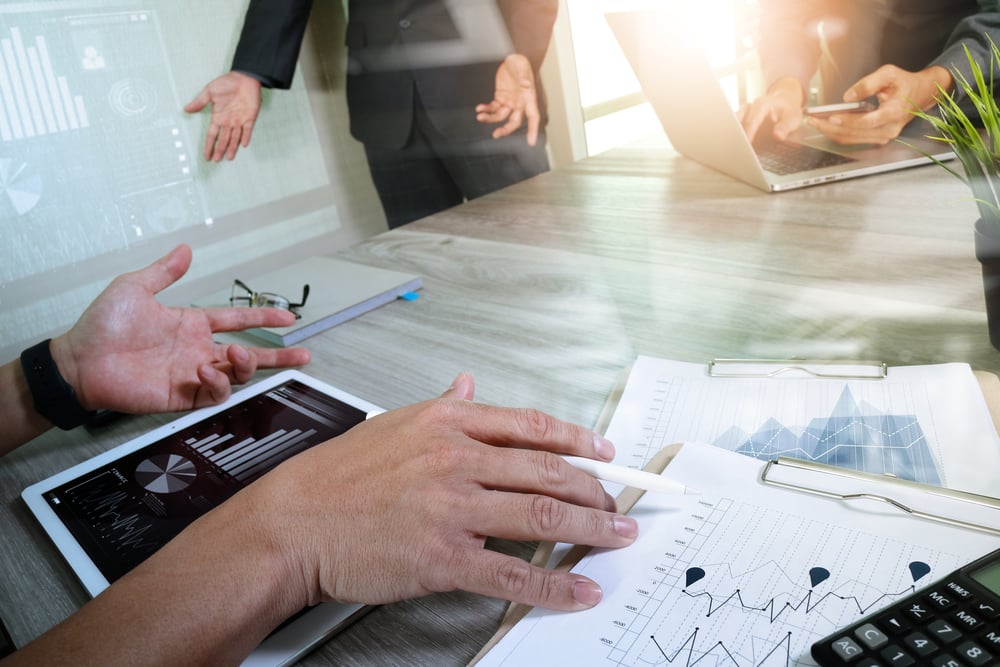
left=930, top=2, right=1000, bottom=103
left=231, top=0, right=315, bottom=89
left=497, top=0, right=558, bottom=72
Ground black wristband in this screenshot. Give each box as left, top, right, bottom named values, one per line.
left=20, top=339, right=95, bottom=431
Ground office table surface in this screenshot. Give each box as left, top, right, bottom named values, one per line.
left=2, top=141, right=997, bottom=666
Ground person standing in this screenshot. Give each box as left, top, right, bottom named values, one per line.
left=186, top=0, right=557, bottom=228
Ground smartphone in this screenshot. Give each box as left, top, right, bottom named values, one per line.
left=804, top=99, right=877, bottom=117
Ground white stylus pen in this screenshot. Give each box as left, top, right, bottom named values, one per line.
left=563, top=456, right=698, bottom=495
left=366, top=411, right=694, bottom=495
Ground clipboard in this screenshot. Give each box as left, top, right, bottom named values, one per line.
left=470, top=443, right=683, bottom=665
left=471, top=359, right=1000, bottom=665
left=707, top=358, right=888, bottom=379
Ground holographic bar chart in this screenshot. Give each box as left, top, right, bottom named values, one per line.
left=0, top=26, right=89, bottom=142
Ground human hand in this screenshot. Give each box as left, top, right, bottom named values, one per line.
left=184, top=71, right=262, bottom=161
left=808, top=64, right=953, bottom=145
left=475, top=54, right=541, bottom=146
left=738, top=76, right=805, bottom=142
left=50, top=244, right=311, bottom=415
left=251, top=373, right=638, bottom=612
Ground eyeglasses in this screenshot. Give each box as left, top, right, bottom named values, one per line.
left=230, top=279, right=310, bottom=319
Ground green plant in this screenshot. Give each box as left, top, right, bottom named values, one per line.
left=910, top=40, right=1000, bottom=230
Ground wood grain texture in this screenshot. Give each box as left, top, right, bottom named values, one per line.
left=2, top=141, right=996, bottom=665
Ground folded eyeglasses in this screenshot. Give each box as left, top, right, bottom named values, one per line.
left=230, top=279, right=310, bottom=319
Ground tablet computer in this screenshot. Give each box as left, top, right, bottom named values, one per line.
left=22, top=369, right=382, bottom=666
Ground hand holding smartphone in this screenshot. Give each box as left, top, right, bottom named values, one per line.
left=804, top=98, right=878, bottom=117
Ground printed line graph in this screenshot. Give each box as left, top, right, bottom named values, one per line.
left=714, top=386, right=938, bottom=485
left=603, top=498, right=956, bottom=666
left=680, top=560, right=928, bottom=623
left=639, top=375, right=944, bottom=485
left=649, top=628, right=792, bottom=667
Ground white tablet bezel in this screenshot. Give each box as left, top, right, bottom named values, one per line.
left=22, top=369, right=382, bottom=666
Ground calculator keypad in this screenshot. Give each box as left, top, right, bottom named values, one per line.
left=812, top=575, right=1000, bottom=666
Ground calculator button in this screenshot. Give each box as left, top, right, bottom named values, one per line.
left=926, top=619, right=962, bottom=644
left=903, top=603, right=931, bottom=622
left=855, top=660, right=880, bottom=667
left=925, top=589, right=957, bottom=611
left=830, top=636, right=865, bottom=661
left=943, top=580, right=974, bottom=599
left=902, top=631, right=938, bottom=657
left=956, top=640, right=993, bottom=666
left=973, top=600, right=1000, bottom=619
left=854, top=623, right=889, bottom=649
left=880, top=645, right=915, bottom=666
left=981, top=628, right=1000, bottom=648
left=930, top=655, right=963, bottom=667
left=878, top=613, right=911, bottom=635
left=951, top=608, right=983, bottom=630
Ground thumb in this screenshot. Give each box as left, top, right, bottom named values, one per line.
left=184, top=89, right=210, bottom=113
left=441, top=372, right=475, bottom=400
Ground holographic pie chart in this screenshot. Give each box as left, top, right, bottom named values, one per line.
left=135, top=454, right=197, bottom=493
left=0, top=157, right=42, bottom=216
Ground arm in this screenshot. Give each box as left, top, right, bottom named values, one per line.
left=0, top=244, right=310, bottom=457
left=3, top=375, right=637, bottom=666
left=739, top=0, right=828, bottom=142
left=812, top=4, right=1000, bottom=145
left=184, top=0, right=314, bottom=161
left=475, top=0, right=558, bottom=144
left=929, top=5, right=1000, bottom=103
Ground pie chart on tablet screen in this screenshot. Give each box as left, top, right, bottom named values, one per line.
left=0, top=157, right=42, bottom=216
left=135, top=454, right=198, bottom=494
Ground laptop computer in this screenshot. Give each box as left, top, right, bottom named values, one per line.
left=605, top=8, right=955, bottom=191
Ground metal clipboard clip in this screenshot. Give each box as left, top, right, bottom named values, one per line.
left=709, top=358, right=888, bottom=380
left=761, top=457, right=1000, bottom=536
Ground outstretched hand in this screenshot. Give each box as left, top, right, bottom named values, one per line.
left=475, top=54, right=542, bottom=146
left=184, top=71, right=263, bottom=161
left=50, top=244, right=310, bottom=415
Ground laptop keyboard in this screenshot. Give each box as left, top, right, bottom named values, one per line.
left=755, top=140, right=856, bottom=176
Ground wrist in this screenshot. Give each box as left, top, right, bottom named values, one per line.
left=920, top=65, right=954, bottom=108
left=19, top=338, right=95, bottom=430
left=768, top=77, right=806, bottom=107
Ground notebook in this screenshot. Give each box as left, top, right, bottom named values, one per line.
left=195, top=256, right=423, bottom=347
left=21, top=370, right=382, bottom=666
left=606, top=8, right=956, bottom=192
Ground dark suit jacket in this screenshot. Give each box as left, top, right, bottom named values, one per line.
left=232, top=0, right=557, bottom=149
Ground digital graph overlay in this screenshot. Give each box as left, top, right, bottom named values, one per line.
left=637, top=378, right=941, bottom=485
left=0, top=25, right=89, bottom=142
left=598, top=498, right=952, bottom=666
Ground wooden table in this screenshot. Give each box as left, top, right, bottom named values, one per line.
left=2, top=141, right=995, bottom=665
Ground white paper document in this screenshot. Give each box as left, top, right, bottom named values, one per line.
left=478, top=443, right=999, bottom=666
left=604, top=357, right=1000, bottom=497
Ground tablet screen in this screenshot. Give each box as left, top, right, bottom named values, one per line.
left=39, top=379, right=365, bottom=582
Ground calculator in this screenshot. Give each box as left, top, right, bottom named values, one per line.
left=811, top=547, right=1000, bottom=666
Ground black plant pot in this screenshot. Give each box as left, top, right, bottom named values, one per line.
left=974, top=218, right=1000, bottom=350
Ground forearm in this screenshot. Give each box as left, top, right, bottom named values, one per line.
left=231, top=0, right=314, bottom=89
left=0, top=359, right=54, bottom=456
left=3, top=491, right=301, bottom=667
left=931, top=7, right=1000, bottom=100
left=757, top=0, right=826, bottom=93
left=498, top=0, right=558, bottom=71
